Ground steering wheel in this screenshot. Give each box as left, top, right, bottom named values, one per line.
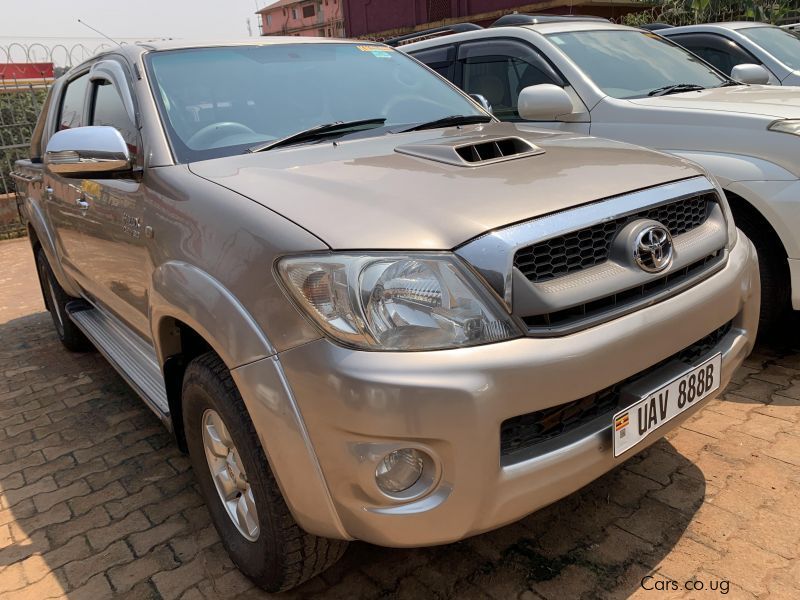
left=187, top=122, right=257, bottom=147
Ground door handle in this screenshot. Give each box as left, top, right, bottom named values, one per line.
left=75, top=198, right=90, bottom=210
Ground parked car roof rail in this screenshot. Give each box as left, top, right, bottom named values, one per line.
left=384, top=23, right=483, bottom=47
left=641, top=23, right=674, bottom=31
left=490, top=14, right=610, bottom=27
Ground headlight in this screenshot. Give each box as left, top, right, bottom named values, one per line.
left=768, top=119, right=800, bottom=136
left=277, top=253, right=519, bottom=351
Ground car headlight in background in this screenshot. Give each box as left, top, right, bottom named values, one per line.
left=277, top=253, right=519, bottom=351
left=768, top=119, right=800, bottom=136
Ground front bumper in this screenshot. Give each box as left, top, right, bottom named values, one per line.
left=238, top=233, right=759, bottom=546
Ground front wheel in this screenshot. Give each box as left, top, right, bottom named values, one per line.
left=732, top=211, right=791, bottom=339
left=182, top=352, right=347, bottom=592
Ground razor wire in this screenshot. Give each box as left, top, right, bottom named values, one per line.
left=0, top=41, right=119, bottom=71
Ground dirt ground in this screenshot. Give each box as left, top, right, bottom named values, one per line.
left=1, top=236, right=799, bottom=600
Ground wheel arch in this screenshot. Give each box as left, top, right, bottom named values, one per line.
left=723, top=189, right=789, bottom=260
left=24, top=204, right=82, bottom=297
left=149, top=262, right=347, bottom=539
left=150, top=260, right=276, bottom=450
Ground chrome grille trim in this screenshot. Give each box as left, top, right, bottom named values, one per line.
left=455, top=176, right=724, bottom=310
left=521, top=250, right=726, bottom=335
left=514, top=193, right=713, bottom=283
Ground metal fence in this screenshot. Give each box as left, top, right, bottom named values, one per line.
left=0, top=79, right=50, bottom=238
left=0, top=42, right=115, bottom=239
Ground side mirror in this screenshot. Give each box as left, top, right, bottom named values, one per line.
left=45, top=126, right=132, bottom=177
left=469, top=93, right=493, bottom=114
left=730, top=63, right=771, bottom=85
left=517, top=84, right=574, bottom=121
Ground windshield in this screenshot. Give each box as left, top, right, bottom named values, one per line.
left=546, top=30, right=728, bottom=98
left=146, top=43, right=484, bottom=162
left=739, top=26, right=800, bottom=70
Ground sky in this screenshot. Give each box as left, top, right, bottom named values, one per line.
left=1, top=0, right=281, bottom=63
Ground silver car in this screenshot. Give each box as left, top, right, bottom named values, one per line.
left=661, top=22, right=800, bottom=85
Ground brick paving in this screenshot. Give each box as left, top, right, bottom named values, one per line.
left=1, top=235, right=799, bottom=600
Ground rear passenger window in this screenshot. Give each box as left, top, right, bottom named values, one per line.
left=58, top=73, right=90, bottom=130
left=91, top=81, right=138, bottom=156
left=412, top=46, right=456, bottom=81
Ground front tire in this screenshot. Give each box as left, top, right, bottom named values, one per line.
left=182, top=352, right=347, bottom=592
left=35, top=248, right=91, bottom=352
left=732, top=210, right=791, bottom=339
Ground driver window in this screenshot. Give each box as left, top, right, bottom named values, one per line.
left=459, top=41, right=561, bottom=121
left=670, top=34, right=758, bottom=76
left=91, top=81, right=138, bottom=157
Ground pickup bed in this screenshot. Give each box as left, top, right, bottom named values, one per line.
left=13, top=38, right=759, bottom=591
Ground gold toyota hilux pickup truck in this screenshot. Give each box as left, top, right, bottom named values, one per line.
left=12, top=38, right=759, bottom=591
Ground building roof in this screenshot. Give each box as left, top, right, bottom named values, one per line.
left=256, top=0, right=305, bottom=14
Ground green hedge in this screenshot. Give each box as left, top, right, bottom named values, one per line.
left=0, top=85, right=48, bottom=196
left=623, top=0, right=800, bottom=26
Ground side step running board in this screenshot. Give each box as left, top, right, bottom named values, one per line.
left=67, top=303, right=170, bottom=420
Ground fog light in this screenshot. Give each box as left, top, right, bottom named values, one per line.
left=375, top=448, right=425, bottom=494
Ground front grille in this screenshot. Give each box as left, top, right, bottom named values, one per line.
left=500, top=321, right=732, bottom=460
left=514, top=193, right=714, bottom=284
left=524, top=251, right=723, bottom=330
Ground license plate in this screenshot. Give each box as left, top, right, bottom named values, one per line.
left=613, top=354, right=721, bottom=457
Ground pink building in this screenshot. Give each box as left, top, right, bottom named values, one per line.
left=257, top=0, right=346, bottom=38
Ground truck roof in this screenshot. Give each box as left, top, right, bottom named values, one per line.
left=135, top=37, right=361, bottom=52
left=67, top=37, right=380, bottom=76
left=509, top=21, right=636, bottom=34
left=402, top=20, right=637, bottom=53
left=662, top=21, right=775, bottom=33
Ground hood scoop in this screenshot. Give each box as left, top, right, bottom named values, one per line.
left=396, top=135, right=544, bottom=167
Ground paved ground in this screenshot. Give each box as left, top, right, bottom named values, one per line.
left=1, top=236, right=799, bottom=600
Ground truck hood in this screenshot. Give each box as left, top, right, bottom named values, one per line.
left=189, top=122, right=702, bottom=250
left=629, top=84, right=800, bottom=118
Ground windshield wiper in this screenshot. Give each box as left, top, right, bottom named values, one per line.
left=248, top=118, right=386, bottom=153
left=648, top=83, right=706, bottom=97
left=395, top=114, right=493, bottom=133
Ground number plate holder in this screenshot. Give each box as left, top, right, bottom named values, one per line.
left=613, top=354, right=722, bottom=457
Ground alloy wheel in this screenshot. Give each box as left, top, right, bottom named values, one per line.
left=202, top=408, right=260, bottom=541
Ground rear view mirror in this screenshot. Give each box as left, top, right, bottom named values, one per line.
left=517, top=84, right=574, bottom=121
left=45, top=126, right=133, bottom=177
left=730, top=63, right=771, bottom=85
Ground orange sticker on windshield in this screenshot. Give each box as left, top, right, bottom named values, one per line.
left=356, top=45, right=393, bottom=52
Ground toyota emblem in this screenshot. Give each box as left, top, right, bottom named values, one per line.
left=634, top=224, right=673, bottom=273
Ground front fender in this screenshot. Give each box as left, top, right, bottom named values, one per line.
left=666, top=150, right=800, bottom=259
left=664, top=149, right=797, bottom=185
left=149, top=261, right=348, bottom=539
left=150, top=261, right=275, bottom=369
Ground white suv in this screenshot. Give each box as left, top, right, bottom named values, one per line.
left=661, top=22, right=800, bottom=85
left=405, top=18, right=800, bottom=333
